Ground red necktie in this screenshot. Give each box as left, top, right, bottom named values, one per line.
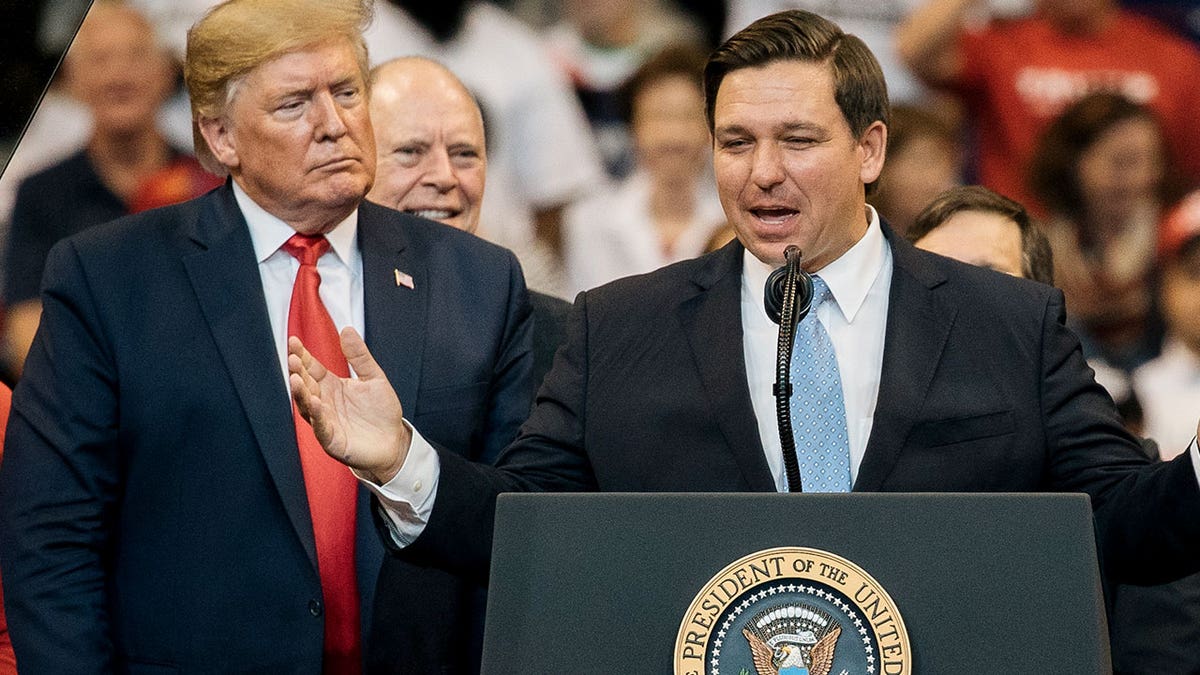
left=282, top=233, right=361, bottom=674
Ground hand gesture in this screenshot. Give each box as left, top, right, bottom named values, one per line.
left=288, top=327, right=411, bottom=485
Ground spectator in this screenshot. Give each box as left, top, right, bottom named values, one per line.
left=897, top=0, right=1200, bottom=211
left=366, top=56, right=570, bottom=394
left=543, top=0, right=705, bottom=178
left=909, top=184, right=1052, bottom=283
left=2, top=1, right=219, bottom=378
left=562, top=44, right=725, bottom=295
left=1133, top=191, right=1200, bottom=455
left=1028, top=92, right=1181, bottom=371
left=365, top=0, right=606, bottom=298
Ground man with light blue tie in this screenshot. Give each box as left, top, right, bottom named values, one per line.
left=290, top=9, right=1200, bottom=594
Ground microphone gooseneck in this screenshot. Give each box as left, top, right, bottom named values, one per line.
left=765, top=245, right=814, bottom=492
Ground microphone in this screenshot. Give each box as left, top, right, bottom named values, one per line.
left=765, top=245, right=814, bottom=492
left=764, top=246, right=814, bottom=326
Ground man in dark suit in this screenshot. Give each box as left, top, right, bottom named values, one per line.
left=0, top=0, right=532, bottom=672
left=288, top=9, right=1200, bottom=594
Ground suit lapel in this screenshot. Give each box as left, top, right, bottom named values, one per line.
left=180, top=186, right=317, bottom=568
left=357, top=202, right=427, bottom=417
left=855, top=230, right=956, bottom=491
left=677, top=241, right=776, bottom=491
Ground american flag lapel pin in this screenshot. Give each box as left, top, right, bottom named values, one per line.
left=394, top=269, right=414, bottom=289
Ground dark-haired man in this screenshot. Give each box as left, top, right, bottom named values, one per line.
left=291, top=10, right=1200, bottom=597
left=908, top=184, right=1053, bottom=284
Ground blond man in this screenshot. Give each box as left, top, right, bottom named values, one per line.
left=0, top=1, right=533, bottom=672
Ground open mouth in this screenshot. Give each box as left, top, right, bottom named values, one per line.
left=404, top=209, right=459, bottom=220
left=750, top=208, right=798, bottom=224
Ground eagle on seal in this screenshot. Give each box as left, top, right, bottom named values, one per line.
left=743, top=623, right=840, bottom=675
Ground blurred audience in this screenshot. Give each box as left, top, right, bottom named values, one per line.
left=543, top=0, right=705, bottom=178
left=873, top=104, right=963, bottom=236
left=2, top=1, right=219, bottom=378
left=562, top=45, right=725, bottom=296
left=1028, top=92, right=1182, bottom=371
left=1132, top=192, right=1200, bottom=456
left=365, top=0, right=606, bottom=299
left=367, top=56, right=570, bottom=391
left=909, top=184, right=1053, bottom=283
left=897, top=0, right=1200, bottom=211
left=726, top=0, right=941, bottom=104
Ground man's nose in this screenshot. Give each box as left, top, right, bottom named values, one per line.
left=749, top=142, right=785, bottom=189
left=312, top=92, right=349, bottom=141
left=424, top=149, right=457, bottom=191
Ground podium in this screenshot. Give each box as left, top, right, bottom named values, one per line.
left=482, top=493, right=1110, bottom=674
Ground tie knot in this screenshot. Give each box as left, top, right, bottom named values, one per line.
left=811, top=275, right=832, bottom=308
left=282, top=233, right=331, bottom=266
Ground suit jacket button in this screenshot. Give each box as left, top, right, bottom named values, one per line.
left=309, top=599, right=323, bottom=617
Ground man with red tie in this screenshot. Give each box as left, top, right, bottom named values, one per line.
left=0, top=0, right=533, bottom=672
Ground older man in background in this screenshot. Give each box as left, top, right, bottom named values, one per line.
left=0, top=0, right=533, bottom=672
left=368, top=56, right=570, bottom=394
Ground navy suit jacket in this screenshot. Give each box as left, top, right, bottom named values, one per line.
left=402, top=226, right=1200, bottom=591
left=0, top=185, right=533, bottom=673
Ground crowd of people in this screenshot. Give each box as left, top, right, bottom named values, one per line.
left=1, top=0, right=1199, bottom=672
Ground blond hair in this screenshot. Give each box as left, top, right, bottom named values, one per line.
left=185, top=0, right=373, bottom=174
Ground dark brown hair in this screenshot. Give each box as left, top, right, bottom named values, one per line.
left=703, top=10, right=889, bottom=139
left=1028, top=92, right=1175, bottom=216
left=621, top=43, right=709, bottom=124
left=910, top=185, right=1055, bottom=285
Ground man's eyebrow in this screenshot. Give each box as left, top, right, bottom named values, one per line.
left=714, top=121, right=828, bottom=136
left=713, top=123, right=751, bottom=137
left=778, top=121, right=826, bottom=133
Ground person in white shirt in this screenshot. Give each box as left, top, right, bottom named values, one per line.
left=1134, top=192, right=1200, bottom=456
left=562, top=44, right=727, bottom=296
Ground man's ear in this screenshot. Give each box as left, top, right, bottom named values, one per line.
left=197, top=115, right=239, bottom=171
left=858, top=120, right=887, bottom=185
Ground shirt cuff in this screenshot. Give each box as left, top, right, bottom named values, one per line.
left=352, top=419, right=440, bottom=548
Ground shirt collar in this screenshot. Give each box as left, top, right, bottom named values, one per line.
left=742, top=205, right=887, bottom=323
left=232, top=180, right=360, bottom=267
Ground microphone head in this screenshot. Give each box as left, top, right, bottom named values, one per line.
left=764, top=257, right=814, bottom=325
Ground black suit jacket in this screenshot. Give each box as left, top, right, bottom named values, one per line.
left=0, top=185, right=533, bottom=673
left=403, top=228, right=1200, bottom=591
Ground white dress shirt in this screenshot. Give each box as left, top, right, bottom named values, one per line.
left=232, top=182, right=364, bottom=387
left=741, top=206, right=892, bottom=490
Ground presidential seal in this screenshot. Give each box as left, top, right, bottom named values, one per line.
left=674, top=547, right=911, bottom=675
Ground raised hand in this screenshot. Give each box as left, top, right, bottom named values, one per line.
left=288, top=327, right=411, bottom=485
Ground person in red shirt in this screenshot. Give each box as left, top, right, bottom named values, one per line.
left=897, top=0, right=1200, bottom=213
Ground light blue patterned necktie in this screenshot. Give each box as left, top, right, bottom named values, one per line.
left=788, top=276, right=851, bottom=492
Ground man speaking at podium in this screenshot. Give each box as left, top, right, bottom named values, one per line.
left=290, top=10, right=1200, bottom=589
